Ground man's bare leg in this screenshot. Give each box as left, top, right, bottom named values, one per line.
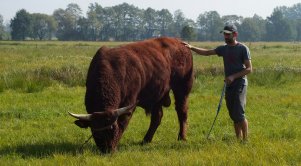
left=241, top=119, right=248, bottom=141
left=234, top=122, right=242, bottom=139
left=234, top=119, right=248, bottom=141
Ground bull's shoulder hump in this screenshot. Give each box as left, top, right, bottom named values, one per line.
left=155, top=37, right=181, bottom=47
left=98, top=46, right=110, bottom=53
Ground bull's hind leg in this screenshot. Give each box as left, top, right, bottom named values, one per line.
left=142, top=106, right=163, bottom=144
left=172, top=75, right=193, bottom=141
left=173, top=90, right=189, bottom=140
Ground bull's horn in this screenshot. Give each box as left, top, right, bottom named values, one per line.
left=68, top=111, right=92, bottom=121
left=115, top=103, right=136, bottom=116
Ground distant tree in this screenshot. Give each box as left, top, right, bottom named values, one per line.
left=296, top=19, right=301, bottom=41
left=123, top=4, right=143, bottom=41
left=52, top=8, right=65, bottom=40
left=288, top=3, right=301, bottom=19
left=112, top=3, right=141, bottom=41
left=239, top=17, right=261, bottom=41
left=31, top=13, right=56, bottom=40
left=275, top=3, right=301, bottom=20
left=143, top=8, right=159, bottom=38
left=197, top=11, right=223, bottom=41
left=0, top=15, right=6, bottom=40
left=86, top=3, right=103, bottom=40
left=251, top=14, right=267, bottom=41
left=101, top=7, right=117, bottom=41
left=128, top=7, right=144, bottom=40
left=276, top=3, right=301, bottom=41
left=172, top=10, right=187, bottom=38
left=181, top=25, right=196, bottom=42
left=266, top=9, right=295, bottom=41
left=222, top=15, right=243, bottom=25
left=10, top=9, right=31, bottom=40
left=157, top=9, right=173, bottom=37
left=76, top=17, right=90, bottom=40
left=53, top=3, right=82, bottom=40
left=6, top=2, right=301, bottom=41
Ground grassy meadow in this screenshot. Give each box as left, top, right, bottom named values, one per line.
left=0, top=40, right=300, bottom=165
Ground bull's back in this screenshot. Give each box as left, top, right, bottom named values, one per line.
left=85, top=37, right=193, bottom=112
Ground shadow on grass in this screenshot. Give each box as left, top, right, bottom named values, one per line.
left=0, top=136, right=243, bottom=158
left=0, top=141, right=85, bottom=158
left=117, top=138, right=217, bottom=152
left=116, top=134, right=243, bottom=153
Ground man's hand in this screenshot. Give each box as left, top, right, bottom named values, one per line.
left=181, top=42, right=192, bottom=49
left=225, top=75, right=235, bottom=85
left=225, top=59, right=252, bottom=85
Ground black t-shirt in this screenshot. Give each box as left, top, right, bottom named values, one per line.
left=215, top=43, right=251, bottom=85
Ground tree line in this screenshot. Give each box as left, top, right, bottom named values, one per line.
left=1, top=2, right=301, bottom=41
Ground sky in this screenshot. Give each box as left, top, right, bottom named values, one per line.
left=1, top=0, right=300, bottom=23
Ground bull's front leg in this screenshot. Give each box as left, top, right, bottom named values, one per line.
left=142, top=106, right=163, bottom=144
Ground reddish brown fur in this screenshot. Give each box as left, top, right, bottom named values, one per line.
left=82, top=37, right=193, bottom=153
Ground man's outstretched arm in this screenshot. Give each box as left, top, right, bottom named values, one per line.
left=182, top=42, right=216, bottom=56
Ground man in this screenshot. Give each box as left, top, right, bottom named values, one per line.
left=182, top=24, right=252, bottom=141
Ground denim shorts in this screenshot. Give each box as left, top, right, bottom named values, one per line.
left=225, top=79, right=247, bottom=123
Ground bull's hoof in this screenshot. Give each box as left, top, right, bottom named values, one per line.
left=177, top=135, right=187, bottom=141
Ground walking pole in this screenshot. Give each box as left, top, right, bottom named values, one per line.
left=207, top=82, right=227, bottom=139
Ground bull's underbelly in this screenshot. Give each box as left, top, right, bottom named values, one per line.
left=137, top=79, right=171, bottom=110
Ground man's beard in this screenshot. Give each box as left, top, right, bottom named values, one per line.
left=225, top=38, right=235, bottom=44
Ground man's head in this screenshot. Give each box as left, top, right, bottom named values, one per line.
left=220, top=24, right=238, bottom=45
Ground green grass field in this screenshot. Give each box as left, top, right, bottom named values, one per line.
left=0, top=41, right=300, bottom=165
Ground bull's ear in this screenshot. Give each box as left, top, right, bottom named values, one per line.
left=74, top=120, right=90, bottom=128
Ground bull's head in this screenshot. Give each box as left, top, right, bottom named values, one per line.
left=68, top=103, right=136, bottom=153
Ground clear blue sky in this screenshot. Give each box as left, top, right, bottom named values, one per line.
left=1, top=0, right=300, bottom=23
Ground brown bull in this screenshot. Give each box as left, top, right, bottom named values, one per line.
left=69, top=37, right=193, bottom=153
